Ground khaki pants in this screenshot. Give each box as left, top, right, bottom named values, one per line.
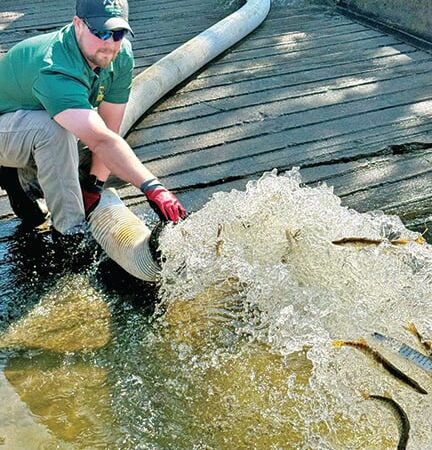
left=0, top=110, right=86, bottom=234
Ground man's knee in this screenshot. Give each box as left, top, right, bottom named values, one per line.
left=36, top=113, right=77, bottom=152
left=31, top=113, right=79, bottom=174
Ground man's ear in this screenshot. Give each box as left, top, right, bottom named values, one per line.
left=72, top=16, right=84, bottom=34
left=73, top=16, right=88, bottom=42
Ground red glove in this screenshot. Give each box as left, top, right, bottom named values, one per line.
left=82, top=189, right=101, bottom=217
left=81, top=175, right=104, bottom=218
left=141, top=178, right=186, bottom=222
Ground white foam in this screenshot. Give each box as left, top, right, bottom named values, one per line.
left=159, top=168, right=432, bottom=448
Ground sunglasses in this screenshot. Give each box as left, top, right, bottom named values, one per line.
left=83, top=20, right=128, bottom=42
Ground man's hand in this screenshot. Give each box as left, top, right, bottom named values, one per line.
left=141, top=178, right=186, bottom=222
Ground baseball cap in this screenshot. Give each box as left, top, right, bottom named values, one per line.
left=76, top=0, right=134, bottom=36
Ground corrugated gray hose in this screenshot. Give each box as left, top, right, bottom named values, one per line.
left=89, top=189, right=161, bottom=281
left=89, top=0, right=271, bottom=281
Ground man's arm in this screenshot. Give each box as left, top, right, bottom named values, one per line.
left=98, top=101, right=126, bottom=134
left=54, top=107, right=186, bottom=221
left=55, top=107, right=154, bottom=186
left=89, top=101, right=127, bottom=181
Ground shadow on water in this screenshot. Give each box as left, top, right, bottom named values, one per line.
left=96, top=257, right=159, bottom=312
left=0, top=216, right=164, bottom=448
left=0, top=217, right=158, bottom=331
left=0, top=220, right=63, bottom=333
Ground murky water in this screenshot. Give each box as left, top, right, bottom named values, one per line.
left=1, top=169, right=431, bottom=449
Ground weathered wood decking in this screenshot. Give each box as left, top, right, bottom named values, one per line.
left=1, top=0, right=432, bottom=229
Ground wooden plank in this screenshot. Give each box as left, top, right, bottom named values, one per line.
left=133, top=25, right=387, bottom=65
left=130, top=21, right=364, bottom=63
left=130, top=83, right=432, bottom=162
left=130, top=12, right=355, bottom=49
left=151, top=54, right=431, bottom=114
left=114, top=144, right=432, bottom=226
left=140, top=57, right=431, bottom=129
left=128, top=62, right=432, bottom=156
left=250, top=120, right=432, bottom=172
left=147, top=98, right=432, bottom=186
left=184, top=39, right=414, bottom=85
left=304, top=152, right=432, bottom=221
left=133, top=25, right=390, bottom=69
left=124, top=118, right=432, bottom=191
left=189, top=28, right=381, bottom=77
left=0, top=0, right=233, bottom=48
left=130, top=10, right=353, bottom=47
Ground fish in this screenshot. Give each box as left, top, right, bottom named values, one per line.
left=363, top=392, right=410, bottom=450
left=281, top=228, right=301, bottom=263
left=215, top=223, right=224, bottom=257
left=285, top=228, right=300, bottom=248
left=216, top=223, right=223, bottom=239
left=406, top=322, right=432, bottom=356
left=331, top=236, right=425, bottom=247
left=332, top=338, right=428, bottom=395
left=332, top=237, right=386, bottom=247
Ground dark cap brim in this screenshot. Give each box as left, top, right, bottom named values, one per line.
left=86, top=16, right=134, bottom=36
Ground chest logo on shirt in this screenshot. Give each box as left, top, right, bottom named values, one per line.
left=96, top=85, right=105, bottom=103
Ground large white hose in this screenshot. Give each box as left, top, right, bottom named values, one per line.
left=90, top=0, right=272, bottom=281
left=120, top=0, right=272, bottom=137
left=89, top=189, right=160, bottom=281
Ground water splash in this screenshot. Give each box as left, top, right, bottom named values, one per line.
left=1, top=168, right=431, bottom=448
left=158, top=168, right=432, bottom=448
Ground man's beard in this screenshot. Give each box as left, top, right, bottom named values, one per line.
left=87, top=49, right=117, bottom=68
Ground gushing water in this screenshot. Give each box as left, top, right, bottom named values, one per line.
left=158, top=168, right=432, bottom=449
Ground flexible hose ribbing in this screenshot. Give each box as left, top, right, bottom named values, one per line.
left=89, top=189, right=160, bottom=281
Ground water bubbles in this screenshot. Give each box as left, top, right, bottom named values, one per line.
left=158, top=168, right=432, bottom=448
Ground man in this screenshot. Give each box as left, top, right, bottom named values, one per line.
left=0, top=0, right=186, bottom=239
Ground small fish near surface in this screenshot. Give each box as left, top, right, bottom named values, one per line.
left=332, top=338, right=428, bottom=395
left=331, top=236, right=426, bottom=248
left=215, top=223, right=224, bottom=257
left=362, top=392, right=410, bottom=450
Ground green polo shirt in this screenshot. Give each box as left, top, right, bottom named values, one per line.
left=0, top=23, right=134, bottom=117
